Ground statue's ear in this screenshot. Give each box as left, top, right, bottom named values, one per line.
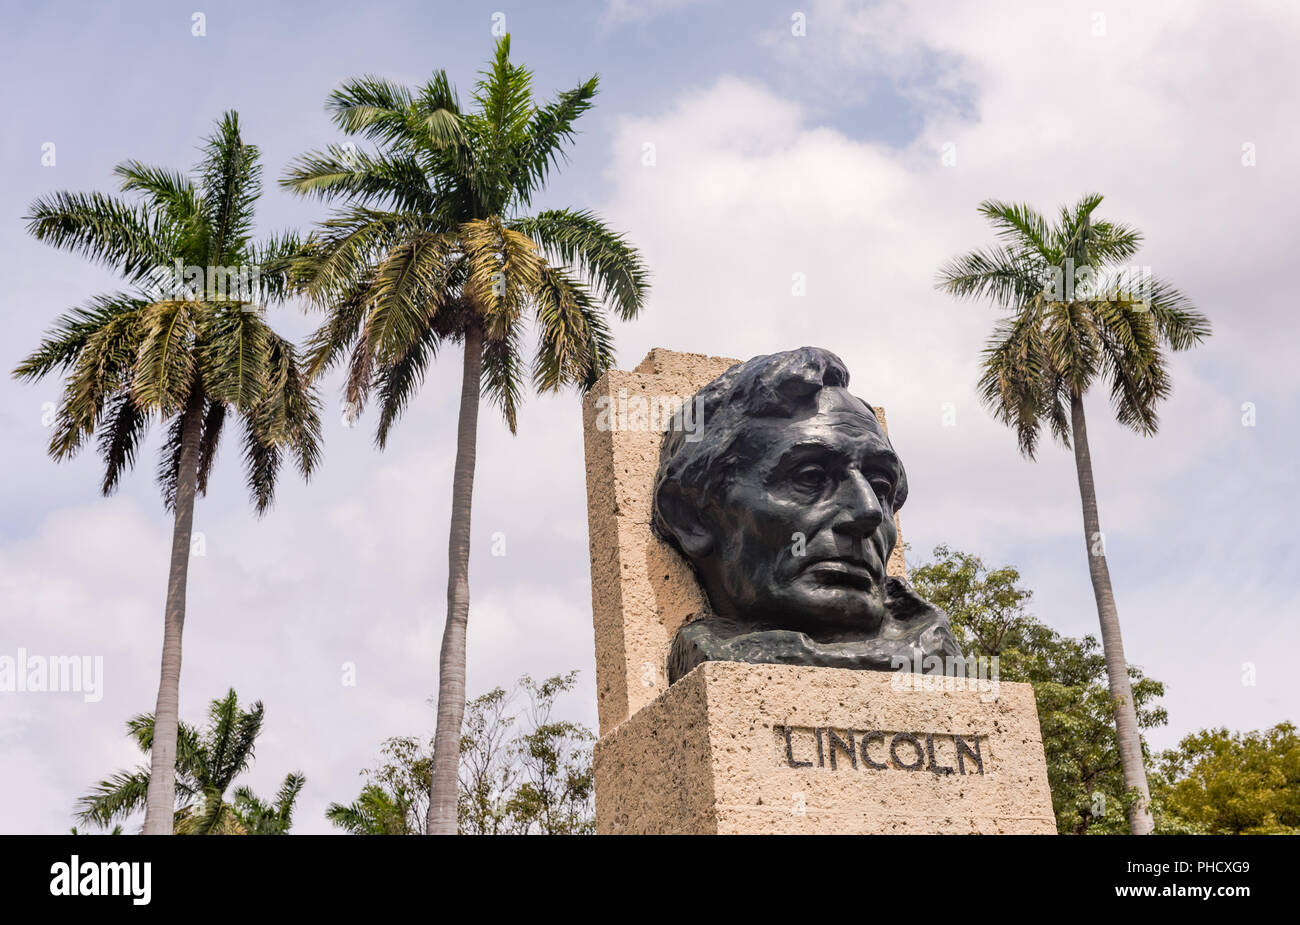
left=654, top=481, right=715, bottom=559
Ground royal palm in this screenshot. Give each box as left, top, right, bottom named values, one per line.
left=76, top=689, right=305, bottom=834
left=937, top=194, right=1209, bottom=834
left=15, top=112, right=321, bottom=834
left=282, top=36, right=648, bottom=833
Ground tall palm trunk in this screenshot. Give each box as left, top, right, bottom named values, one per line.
left=142, top=388, right=205, bottom=834
left=1069, top=391, right=1154, bottom=835
left=427, top=325, right=482, bottom=834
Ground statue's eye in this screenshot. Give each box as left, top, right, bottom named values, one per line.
left=869, top=476, right=893, bottom=498
left=791, top=464, right=828, bottom=492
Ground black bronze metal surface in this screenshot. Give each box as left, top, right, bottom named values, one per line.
left=652, top=347, right=964, bottom=684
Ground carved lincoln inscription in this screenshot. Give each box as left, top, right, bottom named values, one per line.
left=779, top=725, right=985, bottom=776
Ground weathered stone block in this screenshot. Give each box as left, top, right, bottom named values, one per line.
left=594, top=661, right=1057, bottom=834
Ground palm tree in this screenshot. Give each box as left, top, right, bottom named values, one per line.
left=325, top=784, right=418, bottom=835
left=14, top=112, right=322, bottom=834
left=233, top=772, right=307, bottom=835
left=281, top=35, right=649, bottom=833
left=76, top=689, right=306, bottom=835
left=936, top=194, right=1210, bottom=834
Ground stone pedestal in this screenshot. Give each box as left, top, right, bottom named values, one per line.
left=594, top=661, right=1057, bottom=834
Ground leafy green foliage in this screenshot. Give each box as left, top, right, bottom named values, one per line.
left=911, top=545, right=1167, bottom=834
left=325, top=783, right=417, bottom=835
left=75, top=689, right=304, bottom=835
left=1151, top=723, right=1300, bottom=834
left=327, top=672, right=595, bottom=835
left=232, top=772, right=307, bottom=835
left=459, top=671, right=594, bottom=835
left=935, top=194, right=1210, bottom=458
left=15, top=110, right=321, bottom=514
left=282, top=34, right=649, bottom=438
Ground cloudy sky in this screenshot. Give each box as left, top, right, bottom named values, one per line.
left=2, top=0, right=1296, bottom=833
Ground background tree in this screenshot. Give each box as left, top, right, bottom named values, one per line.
left=912, top=545, right=1167, bottom=834
left=76, top=689, right=305, bottom=835
left=15, top=112, right=321, bottom=834
left=1150, top=723, right=1300, bottom=834
left=936, top=195, right=1210, bottom=833
left=232, top=772, right=307, bottom=835
left=462, top=671, right=594, bottom=835
left=328, top=671, right=595, bottom=835
left=326, top=784, right=418, bottom=835
left=282, top=35, right=648, bottom=834
left=330, top=734, right=433, bottom=834
left=457, top=684, right=518, bottom=834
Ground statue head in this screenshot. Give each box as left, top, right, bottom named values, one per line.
left=653, top=347, right=909, bottom=642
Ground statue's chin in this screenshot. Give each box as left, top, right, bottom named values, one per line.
left=731, top=582, right=886, bottom=640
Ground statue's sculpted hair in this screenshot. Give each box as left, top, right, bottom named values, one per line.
left=652, top=346, right=908, bottom=553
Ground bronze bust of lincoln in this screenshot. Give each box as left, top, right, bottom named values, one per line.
left=652, top=347, right=963, bottom=684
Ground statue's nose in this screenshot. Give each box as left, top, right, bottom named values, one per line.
left=831, top=471, right=884, bottom=539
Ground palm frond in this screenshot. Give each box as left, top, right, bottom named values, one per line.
left=1086, top=220, right=1143, bottom=267
left=132, top=300, right=197, bottom=415
left=474, top=34, right=533, bottom=143
left=462, top=217, right=540, bottom=340
left=1044, top=298, right=1101, bottom=393
left=1095, top=311, right=1170, bottom=436
left=1140, top=275, right=1211, bottom=350
left=155, top=409, right=187, bottom=511
left=239, top=402, right=284, bottom=515
left=280, top=145, right=435, bottom=213
left=271, top=772, right=306, bottom=832
left=511, top=75, right=598, bottom=202
left=195, top=399, right=227, bottom=495
left=326, top=75, right=416, bottom=145
left=1056, top=193, right=1105, bottom=263
left=47, top=308, right=148, bottom=460
left=97, top=391, right=151, bottom=495
left=531, top=263, right=610, bottom=392
left=257, top=331, right=323, bottom=482
left=326, top=784, right=410, bottom=835
left=248, top=229, right=306, bottom=305
left=375, top=324, right=440, bottom=448
left=509, top=209, right=648, bottom=319
left=13, top=293, right=146, bottom=382
left=976, top=305, right=1053, bottom=458
left=196, top=304, right=269, bottom=409
left=292, top=207, right=440, bottom=305
left=935, top=244, right=1045, bottom=309
left=363, top=232, right=456, bottom=365
left=25, top=191, right=173, bottom=284
left=199, top=110, right=260, bottom=265
left=415, top=70, right=466, bottom=148
left=114, top=160, right=201, bottom=227
left=481, top=323, right=524, bottom=433
left=302, top=274, right=372, bottom=382
left=977, top=199, right=1054, bottom=261
left=74, top=767, right=152, bottom=829
left=203, top=690, right=263, bottom=791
